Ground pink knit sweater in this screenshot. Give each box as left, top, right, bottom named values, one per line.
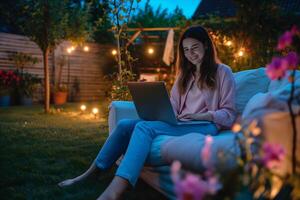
left=170, top=64, right=237, bottom=130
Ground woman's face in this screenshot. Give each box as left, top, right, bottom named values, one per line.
left=182, top=38, right=205, bottom=65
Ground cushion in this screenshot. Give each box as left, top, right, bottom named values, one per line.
left=268, top=70, right=300, bottom=92
left=242, top=72, right=300, bottom=121
left=108, top=101, right=139, bottom=133
left=161, top=131, right=241, bottom=172
left=242, top=92, right=287, bottom=122
left=234, top=67, right=270, bottom=114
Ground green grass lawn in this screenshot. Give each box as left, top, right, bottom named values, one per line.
left=0, top=104, right=166, bottom=200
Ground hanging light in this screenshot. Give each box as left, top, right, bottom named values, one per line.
left=67, top=48, right=72, bottom=54
left=112, top=49, right=117, bottom=55
left=225, top=41, right=232, bottom=46
left=148, top=47, right=154, bottom=54
left=83, top=46, right=89, bottom=52
left=238, top=50, right=244, bottom=57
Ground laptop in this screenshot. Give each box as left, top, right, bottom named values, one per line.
left=127, top=81, right=211, bottom=125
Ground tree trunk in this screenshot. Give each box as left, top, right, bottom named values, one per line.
left=43, top=48, right=50, bottom=113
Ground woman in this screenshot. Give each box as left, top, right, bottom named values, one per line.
left=58, top=25, right=237, bottom=200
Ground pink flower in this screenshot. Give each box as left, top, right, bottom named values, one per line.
left=277, top=31, right=293, bottom=50
left=171, top=160, right=182, bottom=183
left=284, top=51, right=299, bottom=70
left=174, top=173, right=222, bottom=200
left=201, top=135, right=213, bottom=168
left=266, top=57, right=288, bottom=80
left=262, top=143, right=285, bottom=170
left=291, top=25, right=299, bottom=35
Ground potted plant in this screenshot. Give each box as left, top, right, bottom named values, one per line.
left=18, top=72, right=41, bottom=105
left=53, top=84, right=68, bottom=105
left=0, top=70, right=20, bottom=106
left=52, top=55, right=68, bottom=105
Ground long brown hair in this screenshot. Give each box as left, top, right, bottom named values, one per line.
left=176, top=25, right=220, bottom=94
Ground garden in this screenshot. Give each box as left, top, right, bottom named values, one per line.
left=0, top=0, right=300, bottom=200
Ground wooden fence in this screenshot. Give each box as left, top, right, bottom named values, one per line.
left=0, top=32, right=116, bottom=102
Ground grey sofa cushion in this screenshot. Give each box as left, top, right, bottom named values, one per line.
left=234, top=67, right=270, bottom=114
left=161, top=131, right=241, bottom=172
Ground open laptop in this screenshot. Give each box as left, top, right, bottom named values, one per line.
left=127, top=81, right=211, bottom=125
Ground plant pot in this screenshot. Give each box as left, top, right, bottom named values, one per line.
left=21, top=96, right=33, bottom=106
left=0, top=95, right=11, bottom=107
left=53, top=91, right=68, bottom=105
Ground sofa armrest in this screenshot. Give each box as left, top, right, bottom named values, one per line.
left=108, top=101, right=139, bottom=134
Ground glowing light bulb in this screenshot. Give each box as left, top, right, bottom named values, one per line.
left=225, top=41, right=232, bottom=46
left=112, top=49, right=117, bottom=55
left=238, top=50, right=244, bottom=57
left=67, top=48, right=72, bottom=54
left=80, top=105, right=86, bottom=112
left=92, top=108, right=98, bottom=115
left=148, top=48, right=154, bottom=54
left=83, top=46, right=89, bottom=52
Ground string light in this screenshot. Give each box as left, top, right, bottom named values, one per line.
left=67, top=48, right=72, bottom=54
left=148, top=48, right=154, bottom=54
left=225, top=41, right=232, bottom=46
left=83, top=46, right=89, bottom=52
left=238, top=50, right=244, bottom=57
left=112, top=49, right=117, bottom=55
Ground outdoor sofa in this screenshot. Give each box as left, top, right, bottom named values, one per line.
left=107, top=67, right=300, bottom=199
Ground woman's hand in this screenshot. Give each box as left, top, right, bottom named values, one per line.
left=177, top=112, right=213, bottom=121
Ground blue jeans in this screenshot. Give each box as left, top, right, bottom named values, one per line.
left=95, top=119, right=218, bottom=186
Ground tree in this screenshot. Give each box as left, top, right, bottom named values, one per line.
left=15, top=0, right=90, bottom=113
left=108, top=0, right=140, bottom=73
left=85, top=0, right=114, bottom=43
left=130, top=0, right=186, bottom=28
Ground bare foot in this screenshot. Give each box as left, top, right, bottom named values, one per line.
left=58, top=161, right=100, bottom=188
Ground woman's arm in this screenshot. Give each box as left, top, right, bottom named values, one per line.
left=207, top=66, right=237, bottom=129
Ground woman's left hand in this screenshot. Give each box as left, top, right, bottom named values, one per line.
left=178, top=112, right=213, bottom=121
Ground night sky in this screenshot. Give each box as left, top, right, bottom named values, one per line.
left=138, top=0, right=202, bottom=18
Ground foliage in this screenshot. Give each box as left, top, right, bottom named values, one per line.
left=53, top=84, right=68, bottom=93
left=10, top=52, right=39, bottom=72
left=18, top=72, right=41, bottom=98
left=193, top=0, right=300, bottom=71
left=130, top=0, right=187, bottom=28
left=107, top=69, right=137, bottom=101
left=85, top=0, right=114, bottom=43
left=13, top=0, right=91, bottom=112
left=265, top=25, right=300, bottom=176
left=0, top=70, right=20, bottom=96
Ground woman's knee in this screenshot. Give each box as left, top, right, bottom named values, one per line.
left=116, top=119, right=139, bottom=135
left=133, top=121, right=159, bottom=138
